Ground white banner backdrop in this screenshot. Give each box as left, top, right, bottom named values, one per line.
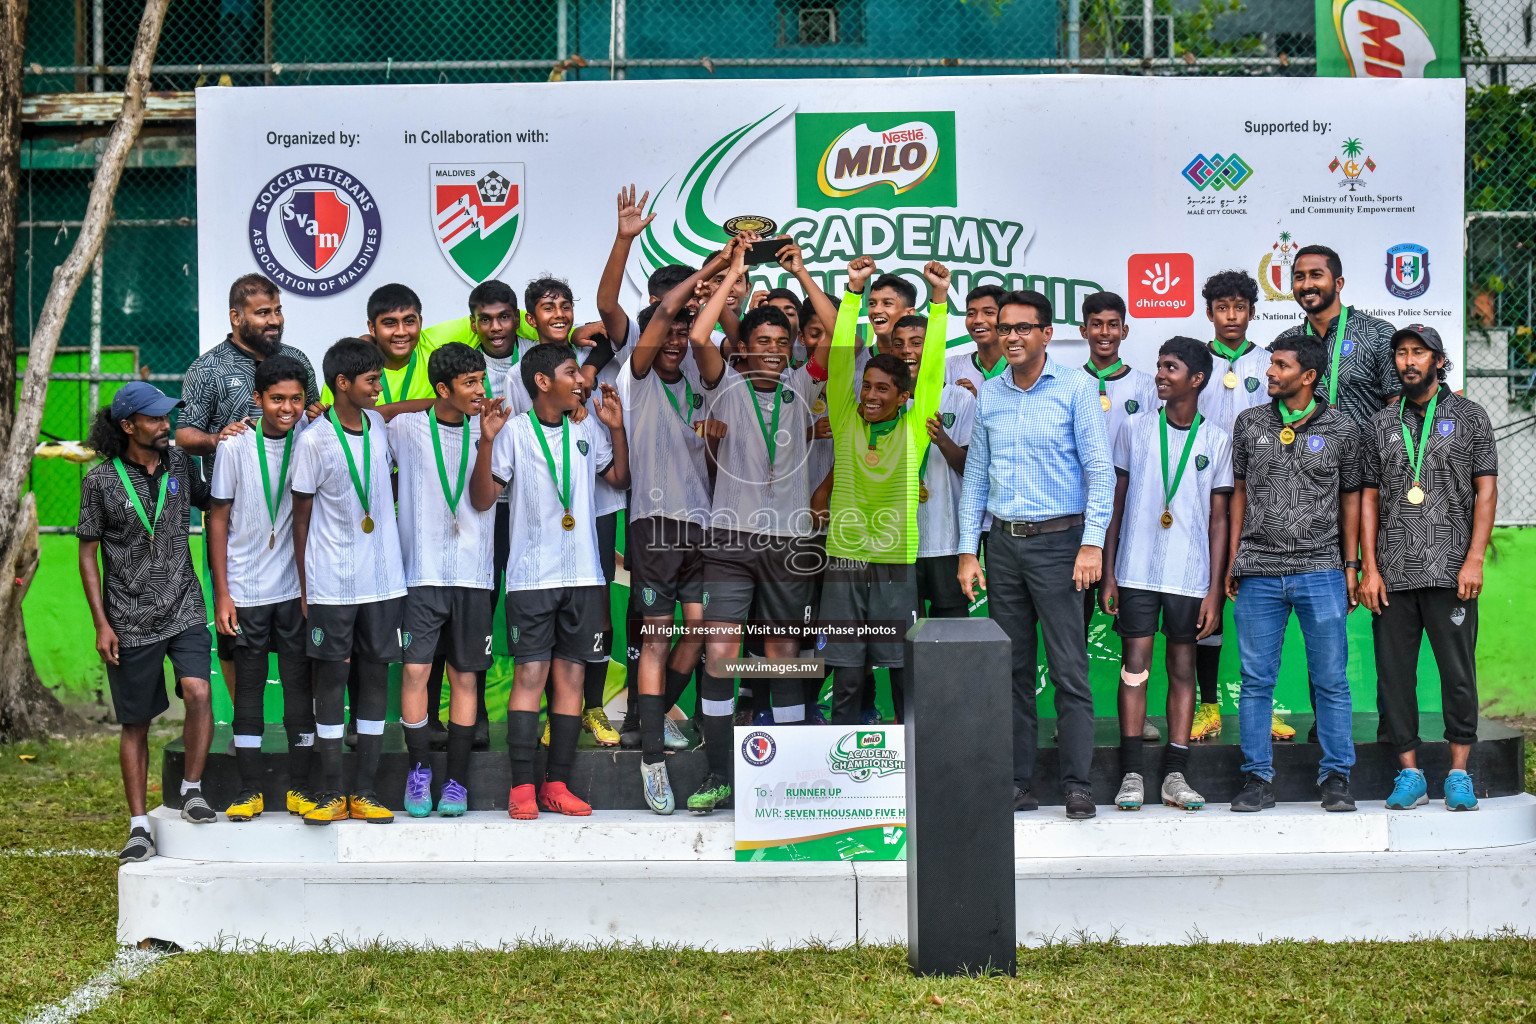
left=196, top=76, right=1464, bottom=382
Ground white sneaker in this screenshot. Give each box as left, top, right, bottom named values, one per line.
left=662, top=716, right=689, bottom=751
left=1115, top=772, right=1144, bottom=811
left=641, top=759, right=675, bottom=815
left=1160, top=772, right=1206, bottom=810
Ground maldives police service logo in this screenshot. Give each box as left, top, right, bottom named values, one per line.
left=641, top=587, right=657, bottom=607
left=941, top=412, right=955, bottom=428
left=742, top=731, right=777, bottom=767
left=1386, top=243, right=1430, bottom=300
left=249, top=164, right=381, bottom=295
left=431, top=163, right=526, bottom=286
left=401, top=631, right=413, bottom=649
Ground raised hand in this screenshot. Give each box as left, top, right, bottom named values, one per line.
left=923, top=260, right=952, bottom=303
left=478, top=395, right=510, bottom=439
left=847, top=255, right=877, bottom=294
left=616, top=184, right=655, bottom=240
left=595, top=383, right=624, bottom=429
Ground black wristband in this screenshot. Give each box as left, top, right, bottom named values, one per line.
left=1344, top=560, right=1362, bottom=570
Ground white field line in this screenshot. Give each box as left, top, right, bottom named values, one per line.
left=17, top=948, right=166, bottom=1024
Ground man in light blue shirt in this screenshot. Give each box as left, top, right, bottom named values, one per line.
left=958, top=289, right=1114, bottom=819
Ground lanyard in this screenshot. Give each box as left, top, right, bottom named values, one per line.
left=1085, top=359, right=1123, bottom=394
left=1305, top=307, right=1348, bottom=405
left=1279, top=398, right=1316, bottom=427
left=865, top=409, right=905, bottom=448
left=748, top=381, right=785, bottom=465
left=1210, top=338, right=1249, bottom=370
left=327, top=408, right=372, bottom=518
left=974, top=352, right=1007, bottom=380
left=380, top=349, right=418, bottom=404
left=1398, top=390, right=1441, bottom=486
left=661, top=375, right=695, bottom=425
left=429, top=414, right=472, bottom=519
left=1159, top=408, right=1202, bottom=513
left=529, top=411, right=572, bottom=513
left=112, top=458, right=168, bottom=537
left=255, top=422, right=294, bottom=546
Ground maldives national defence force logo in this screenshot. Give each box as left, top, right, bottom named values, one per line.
left=827, top=730, right=904, bottom=783
left=248, top=164, right=381, bottom=295
left=431, top=163, right=525, bottom=285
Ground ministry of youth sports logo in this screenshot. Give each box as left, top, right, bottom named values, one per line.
left=431, top=163, right=525, bottom=286
left=248, top=164, right=381, bottom=296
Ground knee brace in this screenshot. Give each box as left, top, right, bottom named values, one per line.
left=1120, top=668, right=1149, bottom=688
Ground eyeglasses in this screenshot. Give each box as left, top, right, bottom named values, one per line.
left=995, top=322, right=1045, bottom=338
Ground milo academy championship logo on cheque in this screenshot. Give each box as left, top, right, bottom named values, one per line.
left=828, top=730, right=904, bottom=783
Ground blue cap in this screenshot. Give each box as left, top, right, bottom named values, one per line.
left=110, top=381, right=182, bottom=420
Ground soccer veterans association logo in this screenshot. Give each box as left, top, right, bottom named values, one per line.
left=1385, top=243, right=1430, bottom=299
left=431, top=163, right=525, bottom=285
left=741, top=731, right=777, bottom=767
left=795, top=111, right=957, bottom=210
left=248, top=164, right=381, bottom=295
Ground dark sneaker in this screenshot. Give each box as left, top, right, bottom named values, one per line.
left=1013, top=786, right=1039, bottom=812
left=687, top=772, right=733, bottom=814
left=472, top=716, right=490, bottom=752
left=1319, top=772, right=1356, bottom=812
left=1230, top=772, right=1275, bottom=812
left=1064, top=789, right=1096, bottom=819
left=119, top=826, right=156, bottom=864
left=428, top=717, right=449, bottom=752
left=618, top=712, right=641, bottom=750
left=180, top=792, right=216, bottom=823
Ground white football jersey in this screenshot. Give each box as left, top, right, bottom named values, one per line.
left=703, top=363, right=819, bottom=538
left=617, top=354, right=712, bottom=526
left=915, top=385, right=977, bottom=559
left=209, top=418, right=308, bottom=607
left=387, top=410, right=495, bottom=589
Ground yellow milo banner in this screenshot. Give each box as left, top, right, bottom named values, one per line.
left=1316, top=0, right=1460, bottom=78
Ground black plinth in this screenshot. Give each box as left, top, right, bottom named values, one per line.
left=161, top=713, right=1526, bottom=812
left=905, top=617, right=1018, bottom=978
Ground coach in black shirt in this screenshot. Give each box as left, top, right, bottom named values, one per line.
left=79, top=383, right=217, bottom=865
left=1359, top=325, right=1498, bottom=813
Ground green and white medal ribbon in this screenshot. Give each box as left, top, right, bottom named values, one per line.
left=1305, top=307, right=1348, bottom=405
left=1398, top=389, right=1440, bottom=506
left=255, top=420, right=294, bottom=549
left=529, top=411, right=574, bottom=531
left=430, top=414, right=471, bottom=530
left=111, top=458, right=168, bottom=538
left=327, top=408, right=374, bottom=533
left=380, top=350, right=418, bottom=405
left=1157, top=407, right=1202, bottom=529
left=1086, top=359, right=1123, bottom=411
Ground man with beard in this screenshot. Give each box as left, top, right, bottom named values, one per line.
left=179, top=274, right=322, bottom=694
left=1359, top=326, right=1498, bottom=813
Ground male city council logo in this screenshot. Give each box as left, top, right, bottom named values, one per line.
left=249, top=164, right=381, bottom=296
left=431, top=163, right=525, bottom=286
left=795, top=111, right=957, bottom=210
left=741, top=731, right=777, bottom=767
left=1182, top=152, right=1254, bottom=191
left=827, top=730, right=903, bottom=783
left=1385, top=243, right=1430, bottom=300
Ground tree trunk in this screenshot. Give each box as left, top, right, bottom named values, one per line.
left=0, top=0, right=171, bottom=742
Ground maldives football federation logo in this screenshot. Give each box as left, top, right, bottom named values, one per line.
left=1385, top=244, right=1430, bottom=299
left=248, top=164, right=381, bottom=296
left=431, top=163, right=525, bottom=285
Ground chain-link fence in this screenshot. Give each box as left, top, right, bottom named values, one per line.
left=14, top=1, right=1536, bottom=524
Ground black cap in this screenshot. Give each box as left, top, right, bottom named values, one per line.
left=1390, top=324, right=1445, bottom=356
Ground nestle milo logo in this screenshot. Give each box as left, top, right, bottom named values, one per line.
left=796, top=112, right=957, bottom=210
left=828, top=730, right=904, bottom=782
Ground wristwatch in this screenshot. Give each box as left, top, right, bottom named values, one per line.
left=1344, top=560, right=1362, bottom=570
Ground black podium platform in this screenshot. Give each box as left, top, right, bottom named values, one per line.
left=162, top=714, right=1525, bottom=812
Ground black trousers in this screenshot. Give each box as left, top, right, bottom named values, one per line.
left=1373, top=586, right=1479, bottom=755
left=984, top=525, right=1094, bottom=792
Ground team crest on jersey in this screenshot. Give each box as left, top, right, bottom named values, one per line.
left=401, top=631, right=412, bottom=649
left=816, top=632, right=827, bottom=651
left=1341, top=339, right=1355, bottom=357
left=783, top=391, right=795, bottom=404
left=1195, top=454, right=1209, bottom=471
left=1245, top=376, right=1261, bottom=393
left=942, top=412, right=955, bottom=428
left=576, top=439, right=589, bottom=455
left=702, top=591, right=711, bottom=609
left=692, top=393, right=704, bottom=409
left=1437, top=420, right=1454, bottom=436
left=167, top=477, right=180, bottom=495
left=1307, top=435, right=1325, bottom=452
left=510, top=626, right=520, bottom=644
left=641, top=587, right=656, bottom=606
left=311, top=628, right=324, bottom=646
left=1124, top=399, right=1140, bottom=414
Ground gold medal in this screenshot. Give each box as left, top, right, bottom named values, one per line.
left=865, top=450, right=880, bottom=466
left=1160, top=510, right=1173, bottom=529
left=918, top=483, right=930, bottom=503
left=361, top=514, right=375, bottom=534
left=1100, top=394, right=1111, bottom=412
left=1278, top=427, right=1295, bottom=445
left=1223, top=371, right=1238, bottom=389
left=268, top=530, right=276, bottom=550
left=561, top=512, right=576, bottom=531
left=812, top=398, right=826, bottom=415
left=1406, top=484, right=1425, bottom=505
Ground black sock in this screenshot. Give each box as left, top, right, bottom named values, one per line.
left=507, top=710, right=540, bottom=788
left=1120, top=734, right=1144, bottom=776
left=623, top=598, right=641, bottom=721
left=447, top=721, right=474, bottom=788
left=699, top=672, right=736, bottom=777
left=663, top=666, right=691, bottom=711
left=545, top=712, right=581, bottom=784
left=278, top=653, right=315, bottom=793
left=831, top=666, right=865, bottom=725
left=313, top=659, right=350, bottom=794
left=352, top=660, right=388, bottom=796
left=231, top=647, right=268, bottom=793
left=1164, top=742, right=1190, bottom=777
left=860, top=669, right=877, bottom=714
left=403, top=716, right=431, bottom=768
left=284, top=726, right=315, bottom=793
left=584, top=648, right=610, bottom=709
left=803, top=677, right=823, bottom=713
left=1196, top=642, right=1222, bottom=706
left=889, top=668, right=906, bottom=725
left=639, top=693, right=666, bottom=765
left=428, top=650, right=448, bottom=724
left=233, top=745, right=263, bottom=794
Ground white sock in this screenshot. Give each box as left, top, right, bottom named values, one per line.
left=180, top=778, right=201, bottom=797
left=1448, top=768, right=1468, bottom=776
left=129, top=814, right=149, bottom=833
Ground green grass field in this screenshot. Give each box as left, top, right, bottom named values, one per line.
left=2, top=729, right=1534, bottom=1023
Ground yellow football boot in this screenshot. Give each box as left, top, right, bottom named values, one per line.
left=540, top=719, right=551, bottom=747
left=1271, top=713, right=1297, bottom=741
left=583, top=707, right=620, bottom=746
left=224, top=790, right=264, bottom=821
left=349, top=793, right=395, bottom=823
left=286, top=790, right=320, bottom=817
left=302, top=793, right=348, bottom=826
left=1189, top=703, right=1223, bottom=742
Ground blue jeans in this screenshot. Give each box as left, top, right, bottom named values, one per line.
left=1233, top=570, right=1354, bottom=784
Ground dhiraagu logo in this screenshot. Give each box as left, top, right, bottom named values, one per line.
left=796, top=112, right=957, bottom=210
